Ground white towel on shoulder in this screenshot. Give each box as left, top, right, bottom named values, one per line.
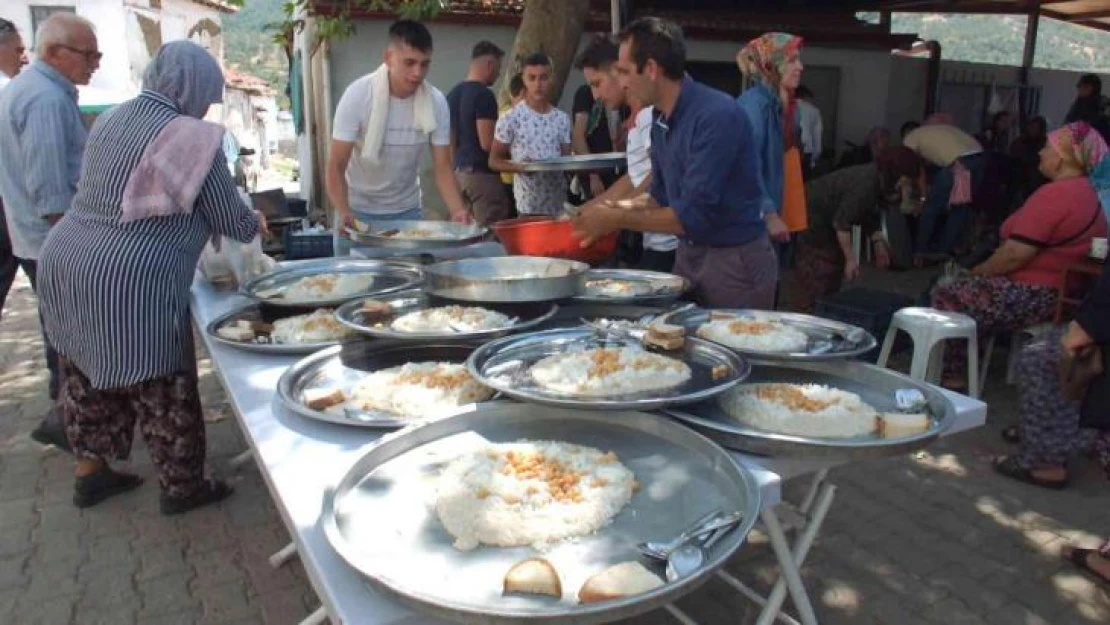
left=360, top=63, right=438, bottom=165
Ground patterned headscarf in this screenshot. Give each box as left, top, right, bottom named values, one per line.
left=737, top=33, right=803, bottom=150
left=142, top=41, right=224, bottom=119
left=1048, top=122, right=1109, bottom=185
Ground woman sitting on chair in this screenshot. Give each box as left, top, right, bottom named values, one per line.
left=930, top=122, right=1109, bottom=392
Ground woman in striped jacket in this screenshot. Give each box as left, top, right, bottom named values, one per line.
left=38, top=42, right=264, bottom=514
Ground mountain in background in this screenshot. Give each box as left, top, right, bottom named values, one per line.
left=221, top=4, right=1110, bottom=112
left=223, top=0, right=290, bottom=107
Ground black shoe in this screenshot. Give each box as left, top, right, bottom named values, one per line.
left=30, top=410, right=71, bottom=453
left=73, top=467, right=144, bottom=508
left=160, top=479, right=234, bottom=516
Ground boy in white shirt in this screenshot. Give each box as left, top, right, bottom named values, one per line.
left=489, top=53, right=571, bottom=216
left=326, top=20, right=469, bottom=254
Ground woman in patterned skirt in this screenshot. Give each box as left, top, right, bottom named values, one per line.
left=930, top=122, right=1109, bottom=391
left=38, top=42, right=264, bottom=513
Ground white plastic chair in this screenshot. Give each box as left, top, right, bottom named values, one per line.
left=876, top=307, right=982, bottom=398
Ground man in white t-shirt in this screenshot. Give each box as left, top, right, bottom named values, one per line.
left=326, top=20, right=469, bottom=253
left=575, top=35, right=677, bottom=271
left=489, top=53, right=571, bottom=216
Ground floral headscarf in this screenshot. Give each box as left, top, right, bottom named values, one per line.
left=737, top=33, right=803, bottom=149
left=1048, top=122, right=1109, bottom=186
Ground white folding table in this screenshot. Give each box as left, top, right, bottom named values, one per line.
left=190, top=278, right=986, bottom=625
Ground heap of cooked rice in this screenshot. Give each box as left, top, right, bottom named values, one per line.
left=718, top=383, right=879, bottom=438
left=281, top=273, right=376, bottom=301
left=269, top=309, right=354, bottom=344
left=696, top=318, right=809, bottom=353
left=529, top=346, right=691, bottom=396
left=391, top=306, right=513, bottom=333
left=584, top=279, right=654, bottom=298
left=435, top=440, right=637, bottom=550
left=340, top=362, right=493, bottom=418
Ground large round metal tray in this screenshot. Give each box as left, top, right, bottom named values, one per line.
left=322, top=402, right=761, bottom=625
left=345, top=219, right=488, bottom=250
left=241, top=259, right=424, bottom=308
left=423, top=257, right=588, bottom=303
left=334, top=293, right=559, bottom=341
left=540, top=303, right=679, bottom=330
left=204, top=303, right=358, bottom=355
left=514, top=152, right=626, bottom=173
left=662, top=308, right=877, bottom=362
left=573, top=269, right=690, bottom=306
left=467, top=327, right=749, bottom=410
left=277, top=341, right=487, bottom=428
left=661, top=360, right=956, bottom=460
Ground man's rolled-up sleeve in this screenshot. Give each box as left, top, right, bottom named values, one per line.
left=669, top=114, right=740, bottom=242
left=23, top=97, right=78, bottom=217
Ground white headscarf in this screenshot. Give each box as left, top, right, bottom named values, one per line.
left=142, top=41, right=223, bottom=119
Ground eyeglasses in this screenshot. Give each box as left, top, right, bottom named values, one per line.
left=59, top=44, right=102, bottom=62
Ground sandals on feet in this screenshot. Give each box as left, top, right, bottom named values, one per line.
left=992, top=456, right=1068, bottom=490
left=1064, top=548, right=1110, bottom=585
left=73, top=467, right=144, bottom=508
left=1001, top=425, right=1021, bottom=444
left=160, top=478, right=234, bottom=516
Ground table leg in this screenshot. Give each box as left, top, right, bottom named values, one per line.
left=715, top=570, right=802, bottom=625
left=664, top=603, right=698, bottom=625
left=798, top=469, right=828, bottom=515
left=754, top=483, right=837, bottom=625
left=269, top=542, right=298, bottom=569
left=298, top=606, right=328, bottom=625
left=229, top=449, right=254, bottom=470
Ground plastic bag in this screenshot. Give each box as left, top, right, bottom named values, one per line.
left=198, top=235, right=276, bottom=287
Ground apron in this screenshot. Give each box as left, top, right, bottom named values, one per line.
left=782, top=148, right=808, bottom=233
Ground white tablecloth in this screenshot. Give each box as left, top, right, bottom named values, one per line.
left=190, top=277, right=987, bottom=625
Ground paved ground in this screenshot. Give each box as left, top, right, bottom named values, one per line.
left=1, top=269, right=1108, bottom=625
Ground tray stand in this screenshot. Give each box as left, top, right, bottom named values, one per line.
left=664, top=469, right=837, bottom=625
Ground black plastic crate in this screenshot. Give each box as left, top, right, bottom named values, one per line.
left=815, top=288, right=914, bottom=362
left=282, top=228, right=333, bottom=260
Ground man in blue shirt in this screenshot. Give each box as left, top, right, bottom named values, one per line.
left=0, top=13, right=100, bottom=451
left=573, top=17, right=778, bottom=309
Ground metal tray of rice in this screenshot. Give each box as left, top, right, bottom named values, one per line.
left=345, top=219, right=489, bottom=250
left=240, top=259, right=424, bottom=309
left=334, top=292, right=558, bottom=341
left=321, top=402, right=761, bottom=624
left=205, top=303, right=360, bottom=355
left=661, top=360, right=956, bottom=459
left=572, top=269, right=690, bottom=306
left=662, top=308, right=877, bottom=362
left=277, top=340, right=493, bottom=428
left=466, top=327, right=749, bottom=411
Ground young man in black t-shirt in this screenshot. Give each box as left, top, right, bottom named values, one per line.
left=446, top=41, right=510, bottom=224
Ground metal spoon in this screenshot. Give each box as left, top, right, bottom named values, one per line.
left=638, top=510, right=743, bottom=560
left=665, top=543, right=705, bottom=582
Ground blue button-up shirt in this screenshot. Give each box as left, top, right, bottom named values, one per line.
left=736, top=82, right=786, bottom=215
left=0, top=61, right=86, bottom=259
left=649, top=76, right=769, bottom=247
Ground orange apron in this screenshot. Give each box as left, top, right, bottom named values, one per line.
left=782, top=147, right=808, bottom=233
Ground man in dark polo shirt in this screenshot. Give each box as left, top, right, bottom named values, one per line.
left=446, top=41, right=509, bottom=225
left=572, top=17, right=777, bottom=309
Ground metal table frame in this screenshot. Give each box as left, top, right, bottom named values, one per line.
left=191, top=276, right=986, bottom=625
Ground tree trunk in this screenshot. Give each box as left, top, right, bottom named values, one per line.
left=495, top=0, right=591, bottom=107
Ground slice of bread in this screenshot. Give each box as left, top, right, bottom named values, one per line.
left=709, top=310, right=737, bottom=321
left=256, top=288, right=284, bottom=300
left=649, top=323, right=686, bottom=339
left=361, top=299, right=394, bottom=321
left=304, top=388, right=346, bottom=411
left=217, top=326, right=255, bottom=341
left=578, top=561, right=664, bottom=604
left=503, top=558, right=562, bottom=598
left=645, top=333, right=684, bottom=351
left=878, top=413, right=931, bottom=438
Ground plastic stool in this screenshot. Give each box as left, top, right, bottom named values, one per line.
left=876, top=307, right=982, bottom=398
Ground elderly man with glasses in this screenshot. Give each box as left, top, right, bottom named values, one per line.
left=0, top=13, right=100, bottom=451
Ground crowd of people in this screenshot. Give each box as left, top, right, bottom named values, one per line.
left=0, top=11, right=1108, bottom=588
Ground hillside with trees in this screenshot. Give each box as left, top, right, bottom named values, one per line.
left=223, top=0, right=289, bottom=106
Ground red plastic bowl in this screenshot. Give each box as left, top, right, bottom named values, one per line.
left=492, top=216, right=618, bottom=265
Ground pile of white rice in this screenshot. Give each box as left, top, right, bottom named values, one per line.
left=388, top=228, right=460, bottom=240
left=529, top=346, right=691, bottom=396
left=435, top=440, right=636, bottom=550
left=719, top=383, right=879, bottom=438
left=279, top=273, right=376, bottom=301
left=269, top=309, right=354, bottom=344
left=391, top=306, right=513, bottom=333
left=340, top=362, right=494, bottom=418
left=584, top=279, right=654, bottom=298
left=697, top=318, right=809, bottom=353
